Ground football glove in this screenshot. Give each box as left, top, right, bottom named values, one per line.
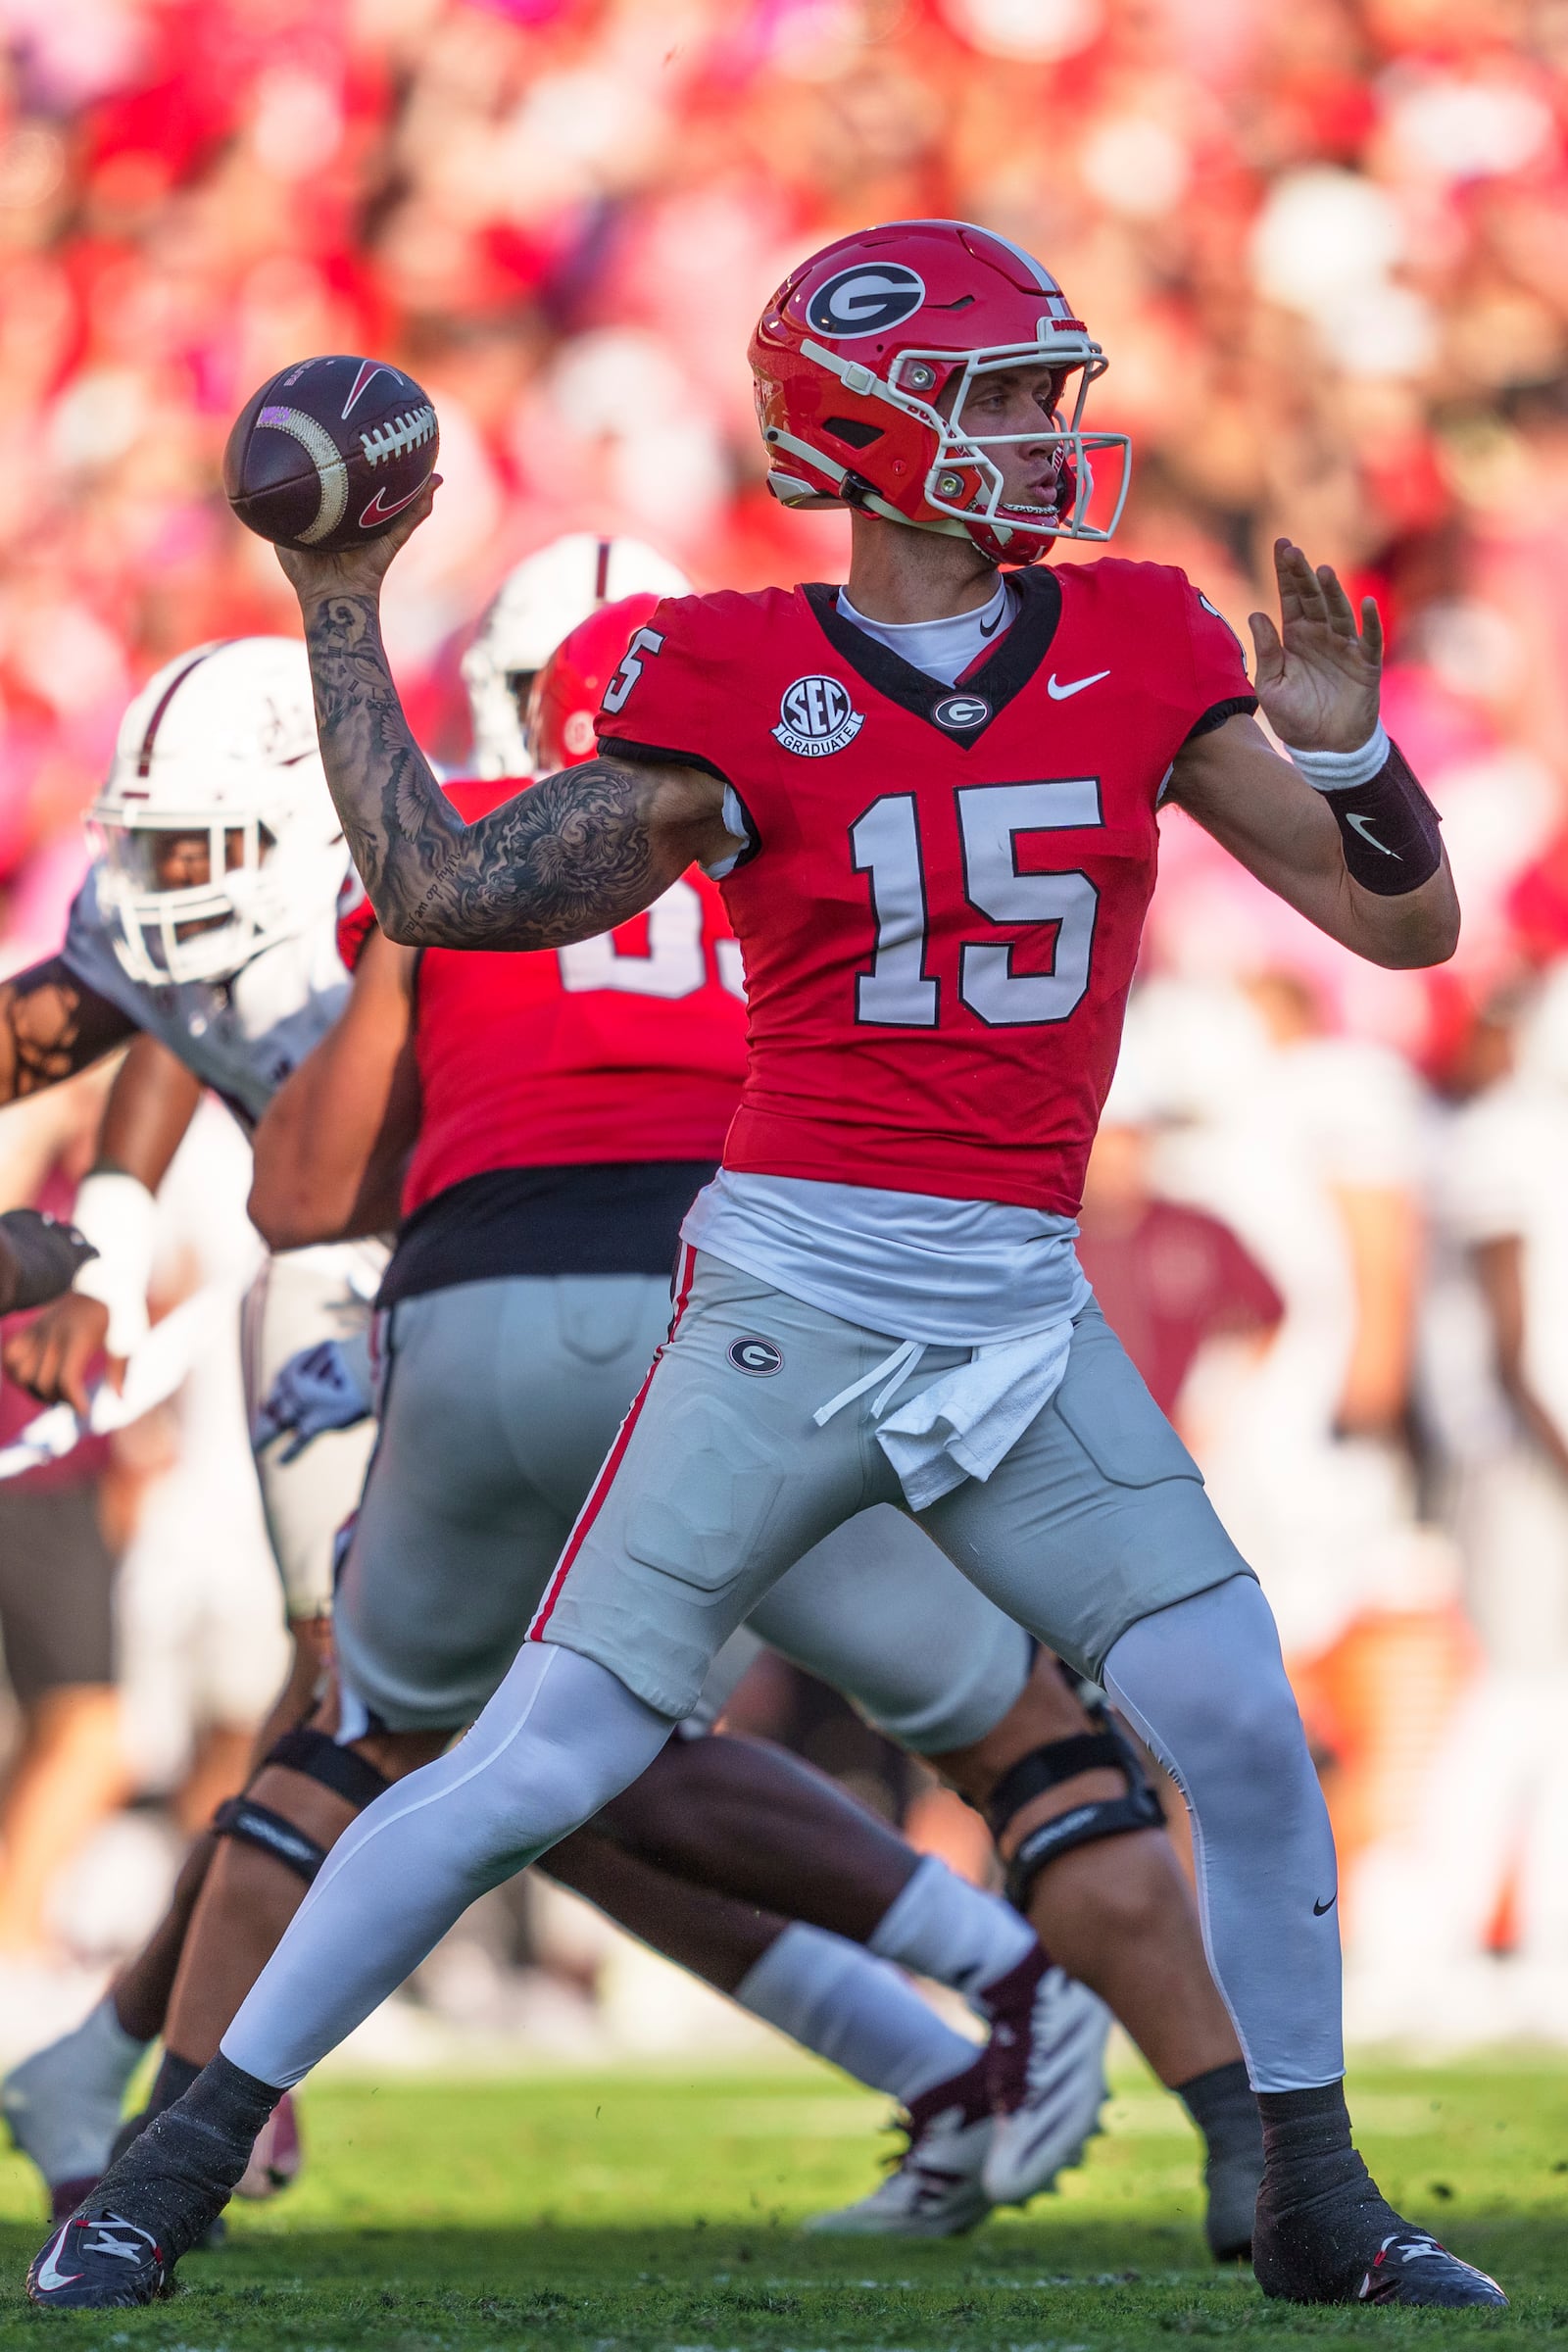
left=253, top=1335, right=373, bottom=1463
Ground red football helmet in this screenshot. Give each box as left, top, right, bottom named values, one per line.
left=526, top=593, right=663, bottom=772
left=750, top=220, right=1130, bottom=567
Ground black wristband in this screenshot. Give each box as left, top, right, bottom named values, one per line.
left=0, top=1209, right=97, bottom=1313
left=1321, top=738, right=1442, bottom=897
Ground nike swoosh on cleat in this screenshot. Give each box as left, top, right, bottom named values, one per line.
left=32, top=2223, right=83, bottom=2292
left=1313, top=1893, right=1338, bottom=1915
left=1047, top=670, right=1110, bottom=700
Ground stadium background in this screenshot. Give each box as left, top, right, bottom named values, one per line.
left=1, top=0, right=1568, bottom=2074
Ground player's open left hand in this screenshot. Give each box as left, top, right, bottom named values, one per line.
left=1249, top=538, right=1383, bottom=754
left=274, top=476, right=442, bottom=609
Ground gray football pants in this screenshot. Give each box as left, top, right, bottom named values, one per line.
left=334, top=1270, right=1031, bottom=1752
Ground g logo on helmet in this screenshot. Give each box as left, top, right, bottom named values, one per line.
left=727, top=1335, right=784, bottom=1377
left=805, top=264, right=926, bottom=339
left=772, top=674, right=864, bottom=758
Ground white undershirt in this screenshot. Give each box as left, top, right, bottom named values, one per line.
left=834, top=578, right=1017, bottom=687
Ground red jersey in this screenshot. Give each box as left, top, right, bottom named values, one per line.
left=394, top=780, right=746, bottom=1215
left=596, top=563, right=1252, bottom=1216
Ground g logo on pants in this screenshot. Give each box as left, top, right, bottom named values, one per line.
left=727, top=1335, right=784, bottom=1377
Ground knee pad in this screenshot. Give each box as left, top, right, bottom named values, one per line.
left=212, top=1727, right=394, bottom=1886
left=985, top=1702, right=1166, bottom=1916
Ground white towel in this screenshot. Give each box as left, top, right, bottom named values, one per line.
left=813, top=1270, right=1089, bottom=1510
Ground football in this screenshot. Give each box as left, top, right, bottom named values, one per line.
left=223, top=356, right=439, bottom=554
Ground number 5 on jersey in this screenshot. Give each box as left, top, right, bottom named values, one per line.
left=852, top=779, right=1102, bottom=1029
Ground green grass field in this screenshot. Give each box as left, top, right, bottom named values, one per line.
left=0, top=2053, right=1562, bottom=2349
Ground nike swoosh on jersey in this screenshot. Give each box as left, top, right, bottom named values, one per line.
left=33, top=2224, right=84, bottom=2291
left=1047, top=669, right=1110, bottom=700
left=1345, top=811, right=1399, bottom=857
left=978, top=612, right=1003, bottom=637
left=1313, top=1892, right=1338, bottom=1915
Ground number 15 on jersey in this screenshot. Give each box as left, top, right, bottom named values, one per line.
left=852, top=778, right=1102, bottom=1030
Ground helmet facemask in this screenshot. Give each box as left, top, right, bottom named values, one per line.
left=92, top=811, right=288, bottom=987
left=791, top=336, right=1129, bottom=564
left=905, top=347, right=1124, bottom=552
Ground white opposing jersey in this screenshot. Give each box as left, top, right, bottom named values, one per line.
left=63, top=862, right=349, bottom=1127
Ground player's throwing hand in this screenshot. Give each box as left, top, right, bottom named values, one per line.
left=1248, top=538, right=1383, bottom=754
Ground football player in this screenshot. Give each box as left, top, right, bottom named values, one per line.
left=0, top=639, right=374, bottom=2210
left=31, top=223, right=1500, bottom=2312
left=166, top=597, right=1262, bottom=2251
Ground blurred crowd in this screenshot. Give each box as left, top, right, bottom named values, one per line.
left=6, top=0, right=1568, bottom=2050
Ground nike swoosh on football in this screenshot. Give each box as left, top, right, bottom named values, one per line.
left=1047, top=669, right=1110, bottom=700
left=1313, top=1892, right=1338, bottom=1915
left=34, top=2224, right=83, bottom=2291
left=359, top=474, right=433, bottom=528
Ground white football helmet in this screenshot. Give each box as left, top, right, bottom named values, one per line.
left=90, top=638, right=348, bottom=988
left=461, top=533, right=691, bottom=779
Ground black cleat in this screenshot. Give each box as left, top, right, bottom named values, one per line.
left=27, top=2210, right=170, bottom=2309
left=1356, top=2230, right=1507, bottom=2307
left=1254, top=2160, right=1508, bottom=2308
left=24, top=2055, right=273, bottom=2310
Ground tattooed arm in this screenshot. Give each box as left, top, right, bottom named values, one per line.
left=0, top=958, right=138, bottom=1104
left=277, top=497, right=730, bottom=950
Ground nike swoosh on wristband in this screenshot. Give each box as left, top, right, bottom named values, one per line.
left=33, top=2224, right=83, bottom=2290
left=1313, top=1892, right=1338, bottom=1915
left=359, top=475, right=433, bottom=528
left=1047, top=669, right=1110, bottom=700
left=1346, top=811, right=1398, bottom=858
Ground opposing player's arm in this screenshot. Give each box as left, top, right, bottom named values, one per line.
left=1167, top=542, right=1459, bottom=971
left=275, top=499, right=731, bottom=951
left=250, top=927, right=421, bottom=1250
left=2, top=1033, right=202, bottom=1413
left=0, top=956, right=138, bottom=1104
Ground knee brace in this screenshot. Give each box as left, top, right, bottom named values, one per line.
left=985, top=1702, right=1166, bottom=1916
left=212, top=1726, right=393, bottom=1886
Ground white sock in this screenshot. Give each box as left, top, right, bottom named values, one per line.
left=71, top=1993, right=150, bottom=2082
left=867, top=1854, right=1035, bottom=2007
left=3, top=1994, right=149, bottom=2186
left=736, top=1921, right=977, bottom=2104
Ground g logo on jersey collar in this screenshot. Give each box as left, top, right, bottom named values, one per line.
left=805, top=264, right=926, bottom=338
left=933, top=693, right=992, bottom=730
left=773, top=674, right=865, bottom=757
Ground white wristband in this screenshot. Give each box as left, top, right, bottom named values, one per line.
left=1285, top=722, right=1390, bottom=793
left=69, top=1171, right=156, bottom=1357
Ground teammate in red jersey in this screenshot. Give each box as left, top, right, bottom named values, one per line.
left=34, top=221, right=1500, bottom=2314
